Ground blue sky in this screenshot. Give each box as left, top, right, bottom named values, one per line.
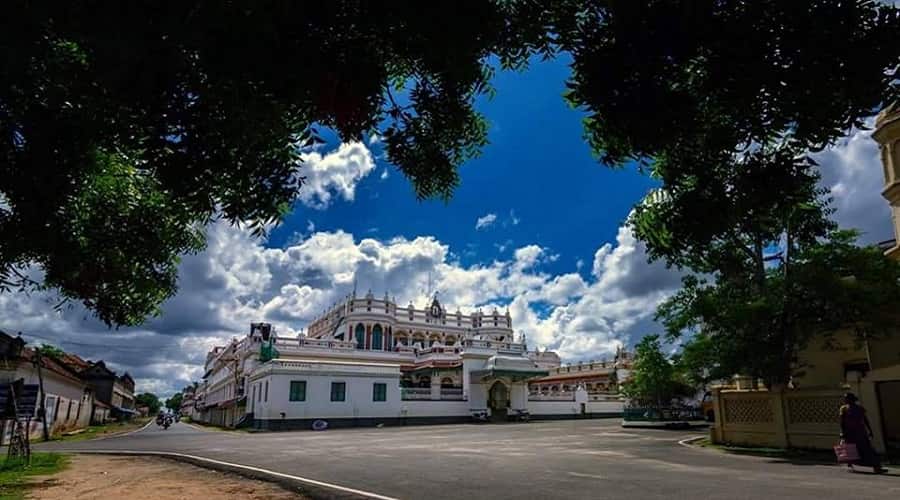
left=268, top=56, right=657, bottom=278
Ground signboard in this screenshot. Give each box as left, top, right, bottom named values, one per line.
left=1, top=382, right=39, bottom=419
left=15, top=384, right=39, bottom=419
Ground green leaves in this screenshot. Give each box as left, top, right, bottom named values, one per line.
left=1, top=1, right=897, bottom=327
left=620, top=335, right=692, bottom=406
left=136, top=392, right=162, bottom=414
left=658, top=232, right=900, bottom=385
left=165, top=392, right=183, bottom=411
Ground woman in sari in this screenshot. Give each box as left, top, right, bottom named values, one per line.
left=839, top=392, right=887, bottom=473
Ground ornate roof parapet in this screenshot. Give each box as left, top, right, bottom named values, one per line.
left=875, top=101, right=899, bottom=129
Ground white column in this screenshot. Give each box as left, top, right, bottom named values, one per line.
left=462, top=359, right=472, bottom=401
left=430, top=371, right=441, bottom=400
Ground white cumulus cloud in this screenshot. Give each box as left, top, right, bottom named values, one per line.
left=297, top=142, right=376, bottom=209
left=813, top=119, right=893, bottom=244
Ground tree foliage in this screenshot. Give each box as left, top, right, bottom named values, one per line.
left=35, top=343, right=64, bottom=360
left=658, top=232, right=900, bottom=386
left=164, top=392, right=183, bottom=412
left=670, top=333, right=721, bottom=389
left=2, top=2, right=898, bottom=326
left=620, top=335, right=689, bottom=409
left=135, top=392, right=162, bottom=414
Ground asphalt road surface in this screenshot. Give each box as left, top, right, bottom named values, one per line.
left=38, top=419, right=899, bottom=500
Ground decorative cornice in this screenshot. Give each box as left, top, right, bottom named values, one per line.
left=883, top=180, right=900, bottom=203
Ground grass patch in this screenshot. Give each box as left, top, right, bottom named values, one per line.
left=52, top=417, right=151, bottom=443
left=0, top=452, right=68, bottom=500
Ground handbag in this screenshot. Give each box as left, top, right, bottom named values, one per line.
left=834, top=440, right=860, bottom=463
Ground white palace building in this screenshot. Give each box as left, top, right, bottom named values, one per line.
left=192, top=291, right=629, bottom=430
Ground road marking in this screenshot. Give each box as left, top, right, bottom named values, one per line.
left=92, top=418, right=155, bottom=441
left=49, top=449, right=399, bottom=500
left=182, top=421, right=217, bottom=432
left=567, top=472, right=605, bottom=480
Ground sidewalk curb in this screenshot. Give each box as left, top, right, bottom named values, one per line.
left=674, top=435, right=768, bottom=462
left=99, top=418, right=155, bottom=439
left=677, top=436, right=706, bottom=448
left=48, top=449, right=398, bottom=500
left=675, top=436, right=857, bottom=467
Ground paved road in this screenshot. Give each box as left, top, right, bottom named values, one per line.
left=38, top=419, right=899, bottom=500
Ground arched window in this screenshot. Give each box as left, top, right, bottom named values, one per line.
left=355, top=324, right=365, bottom=349
left=372, top=324, right=383, bottom=351
left=441, top=377, right=455, bottom=388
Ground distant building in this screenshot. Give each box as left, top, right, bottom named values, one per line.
left=528, top=347, right=633, bottom=402
left=527, top=350, right=561, bottom=370
left=179, top=384, right=198, bottom=419
left=194, top=292, right=626, bottom=430
left=0, top=331, right=96, bottom=439
left=75, top=360, right=137, bottom=421
left=53, top=352, right=110, bottom=424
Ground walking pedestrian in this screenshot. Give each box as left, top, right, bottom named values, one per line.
left=840, top=392, right=888, bottom=474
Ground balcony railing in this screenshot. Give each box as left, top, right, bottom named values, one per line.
left=461, top=339, right=525, bottom=353
left=528, top=392, right=576, bottom=401
left=528, top=391, right=622, bottom=402
left=440, top=388, right=464, bottom=400
left=270, top=335, right=528, bottom=360
left=290, top=338, right=356, bottom=350
left=401, top=388, right=432, bottom=400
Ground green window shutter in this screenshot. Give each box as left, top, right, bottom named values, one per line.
left=289, top=381, right=306, bottom=402
left=372, top=325, right=383, bottom=351
left=373, top=383, right=387, bottom=402
left=331, top=382, right=346, bottom=402
left=355, top=324, right=365, bottom=349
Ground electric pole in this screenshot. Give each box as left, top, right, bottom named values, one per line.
left=33, top=348, right=49, bottom=441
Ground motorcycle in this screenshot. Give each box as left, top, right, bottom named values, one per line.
left=156, top=413, right=174, bottom=429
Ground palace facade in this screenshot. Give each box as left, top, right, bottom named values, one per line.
left=193, top=291, right=627, bottom=430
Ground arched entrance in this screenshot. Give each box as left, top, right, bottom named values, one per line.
left=488, top=381, right=509, bottom=422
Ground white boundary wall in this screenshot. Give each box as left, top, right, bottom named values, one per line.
left=527, top=400, right=623, bottom=416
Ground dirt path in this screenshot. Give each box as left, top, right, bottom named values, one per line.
left=27, top=454, right=308, bottom=499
